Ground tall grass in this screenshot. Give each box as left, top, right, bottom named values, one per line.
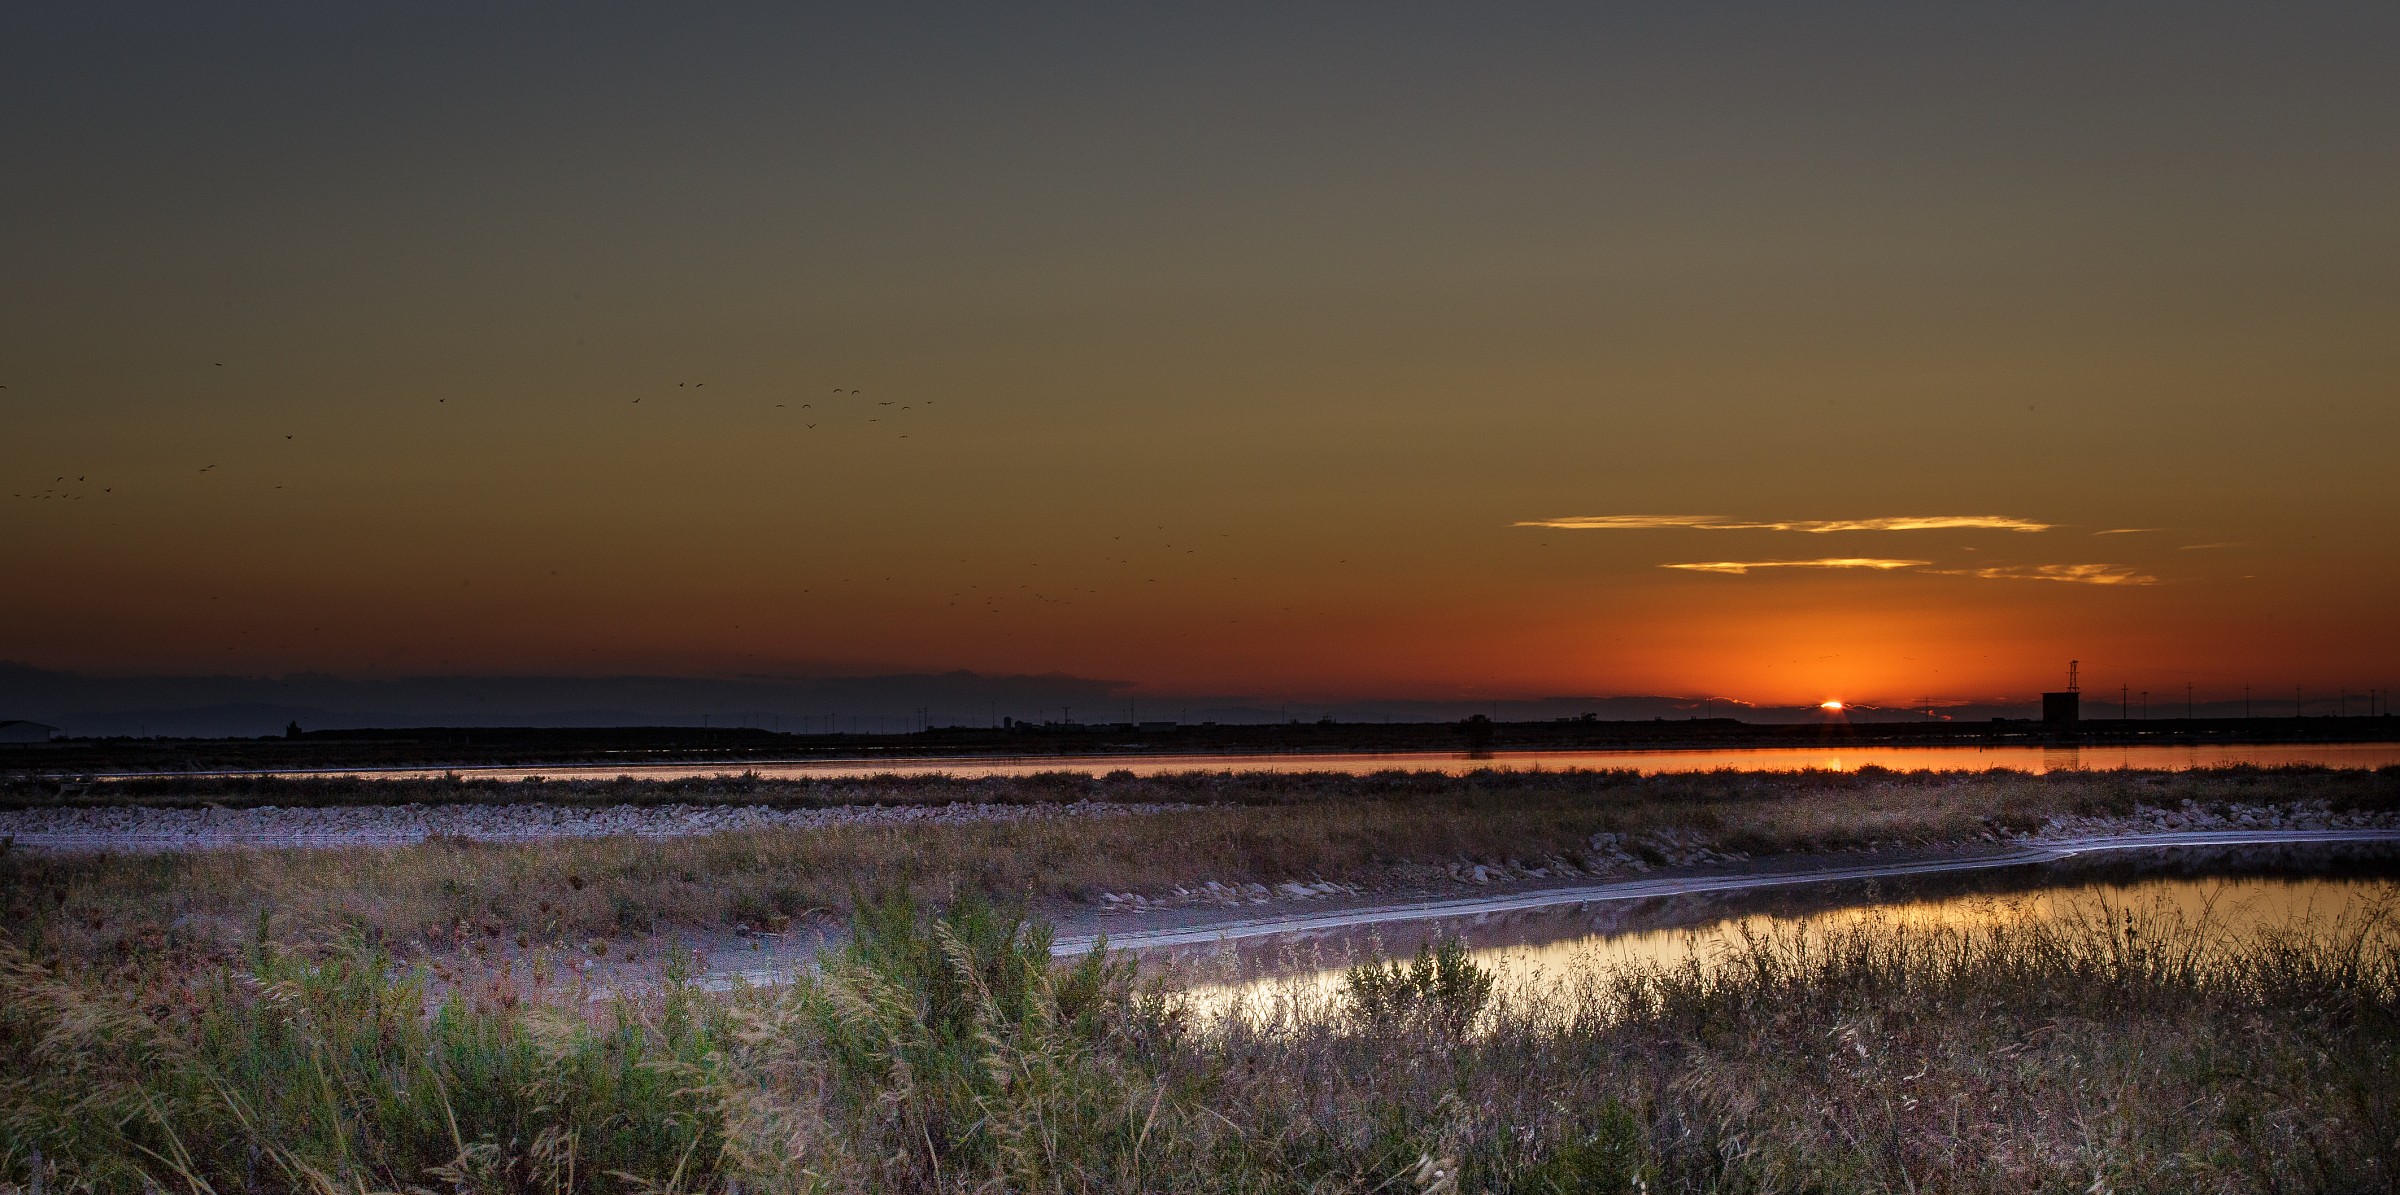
left=4, top=888, right=2395, bottom=1193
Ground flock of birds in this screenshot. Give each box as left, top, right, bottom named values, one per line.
left=8, top=365, right=942, bottom=500
left=634, top=382, right=930, bottom=437
left=12, top=474, right=109, bottom=501
left=8, top=363, right=1324, bottom=636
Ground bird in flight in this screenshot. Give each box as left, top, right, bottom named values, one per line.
left=199, top=465, right=216, bottom=472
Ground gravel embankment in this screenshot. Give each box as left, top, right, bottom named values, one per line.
left=1077, top=799, right=2400, bottom=916
left=0, top=799, right=1194, bottom=853
left=2022, top=798, right=2395, bottom=840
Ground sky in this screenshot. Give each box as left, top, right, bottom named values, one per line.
left=4, top=2, right=2396, bottom=717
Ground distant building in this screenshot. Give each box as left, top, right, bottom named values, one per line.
left=2041, top=692, right=2080, bottom=724
left=0, top=720, right=58, bottom=744
left=2043, top=660, right=2082, bottom=725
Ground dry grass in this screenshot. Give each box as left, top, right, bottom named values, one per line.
left=3, top=887, right=2394, bottom=1194
left=3, top=767, right=2393, bottom=974
left=1189, top=889, right=2400, bottom=1193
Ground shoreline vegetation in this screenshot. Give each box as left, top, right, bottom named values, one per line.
left=3, top=768, right=2396, bottom=970
left=12, top=713, right=2399, bottom=781
left=9, top=710, right=2390, bottom=772
left=5, top=885, right=2396, bottom=1193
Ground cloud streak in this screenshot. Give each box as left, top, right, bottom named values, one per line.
left=1661, top=558, right=1931, bottom=575
left=1518, top=514, right=2051, bottom=533
left=1927, top=563, right=2157, bottom=586
left=1668, top=559, right=2160, bottom=584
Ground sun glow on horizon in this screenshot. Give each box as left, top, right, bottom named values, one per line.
left=1820, top=700, right=1846, bottom=712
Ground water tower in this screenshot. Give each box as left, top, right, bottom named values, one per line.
left=2042, top=661, right=2081, bottom=725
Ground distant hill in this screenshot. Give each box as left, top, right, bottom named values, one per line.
left=0, top=662, right=2063, bottom=739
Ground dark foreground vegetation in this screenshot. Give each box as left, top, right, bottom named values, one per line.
left=4, top=888, right=2395, bottom=1194
left=5, top=768, right=2397, bottom=969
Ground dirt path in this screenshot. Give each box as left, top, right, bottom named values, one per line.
left=1046, top=828, right=2400, bottom=955
left=677, top=828, right=2400, bottom=990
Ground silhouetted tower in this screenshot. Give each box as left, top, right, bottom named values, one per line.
left=2042, top=661, right=2080, bottom=725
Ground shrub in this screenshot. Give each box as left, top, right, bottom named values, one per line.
left=1343, top=937, right=1495, bottom=1040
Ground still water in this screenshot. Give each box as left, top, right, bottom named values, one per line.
left=1162, top=847, right=2400, bottom=1021
left=234, top=739, right=2400, bottom=782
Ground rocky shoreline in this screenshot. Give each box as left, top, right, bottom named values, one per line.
left=1077, top=798, right=2400, bottom=916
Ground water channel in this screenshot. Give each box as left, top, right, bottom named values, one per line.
left=1156, top=843, right=2400, bottom=1022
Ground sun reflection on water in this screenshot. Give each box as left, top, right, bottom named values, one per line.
left=1164, top=874, right=2398, bottom=1025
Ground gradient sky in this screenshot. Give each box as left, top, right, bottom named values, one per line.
left=5, top=3, right=2396, bottom=710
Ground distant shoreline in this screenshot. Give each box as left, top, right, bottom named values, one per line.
left=8, top=713, right=2400, bottom=780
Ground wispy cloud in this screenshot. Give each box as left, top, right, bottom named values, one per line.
left=1517, top=515, right=1727, bottom=530
left=1517, top=514, right=2050, bottom=533
left=1661, top=558, right=1931, bottom=575
left=1929, top=563, right=2157, bottom=586
left=2092, top=528, right=2164, bottom=536
left=2178, top=542, right=2246, bottom=551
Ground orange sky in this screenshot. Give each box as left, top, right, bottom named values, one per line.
left=3, top=5, right=2395, bottom=710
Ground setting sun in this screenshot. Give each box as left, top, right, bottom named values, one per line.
left=1820, top=701, right=1847, bottom=712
